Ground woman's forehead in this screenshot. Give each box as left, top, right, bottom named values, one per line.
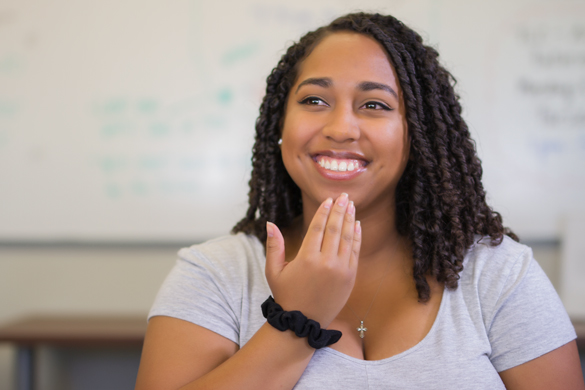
left=294, top=32, right=399, bottom=90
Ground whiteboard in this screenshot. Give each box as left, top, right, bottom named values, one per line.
left=0, top=0, right=583, bottom=242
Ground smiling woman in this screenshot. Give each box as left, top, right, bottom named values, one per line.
left=280, top=32, right=410, bottom=221
left=135, top=13, right=584, bottom=390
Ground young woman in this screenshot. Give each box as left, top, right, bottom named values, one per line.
left=135, top=13, right=584, bottom=390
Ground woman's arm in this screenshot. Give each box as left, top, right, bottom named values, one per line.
left=135, top=316, right=315, bottom=390
left=135, top=317, right=238, bottom=389
left=135, top=195, right=361, bottom=390
left=499, top=340, right=585, bottom=390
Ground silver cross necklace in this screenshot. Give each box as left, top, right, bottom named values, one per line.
left=346, top=270, right=388, bottom=339
left=346, top=239, right=399, bottom=339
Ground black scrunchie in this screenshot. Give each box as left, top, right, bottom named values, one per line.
left=261, top=296, right=342, bottom=349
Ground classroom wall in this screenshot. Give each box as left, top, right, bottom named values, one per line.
left=0, top=245, right=177, bottom=390
left=1, top=0, right=584, bottom=243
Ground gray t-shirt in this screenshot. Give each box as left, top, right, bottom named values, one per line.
left=149, top=233, right=576, bottom=389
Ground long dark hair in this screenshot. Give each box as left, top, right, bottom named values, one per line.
left=233, top=12, right=518, bottom=302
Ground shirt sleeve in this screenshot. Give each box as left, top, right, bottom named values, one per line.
left=486, top=247, right=577, bottom=372
left=148, top=246, right=241, bottom=344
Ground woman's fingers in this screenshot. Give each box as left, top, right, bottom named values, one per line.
left=336, top=201, right=356, bottom=260
left=301, top=197, right=333, bottom=253
left=265, top=222, right=286, bottom=283
left=300, top=193, right=359, bottom=268
left=349, top=220, right=362, bottom=270
left=320, top=193, right=350, bottom=256
left=270, top=193, right=360, bottom=326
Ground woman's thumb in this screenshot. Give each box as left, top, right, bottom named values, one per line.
left=265, top=222, right=286, bottom=280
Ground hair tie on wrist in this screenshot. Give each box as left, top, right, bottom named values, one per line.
left=261, top=296, right=342, bottom=349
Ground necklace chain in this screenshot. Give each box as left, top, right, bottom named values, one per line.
left=346, top=238, right=400, bottom=339
left=346, top=269, right=387, bottom=323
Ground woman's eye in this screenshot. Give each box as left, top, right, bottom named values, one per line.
left=362, top=101, right=391, bottom=111
left=299, top=97, right=328, bottom=106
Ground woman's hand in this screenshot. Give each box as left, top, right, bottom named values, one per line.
left=265, top=193, right=361, bottom=328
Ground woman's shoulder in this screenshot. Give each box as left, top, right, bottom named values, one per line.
left=465, top=234, right=530, bottom=261
left=456, top=236, right=576, bottom=372
left=461, top=235, right=534, bottom=286
left=178, top=233, right=265, bottom=269
left=457, top=235, right=540, bottom=324
left=149, top=233, right=268, bottom=343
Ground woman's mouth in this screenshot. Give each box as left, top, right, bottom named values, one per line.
left=316, top=156, right=365, bottom=172
left=311, top=153, right=368, bottom=180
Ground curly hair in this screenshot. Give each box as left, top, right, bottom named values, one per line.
left=232, top=12, right=518, bottom=302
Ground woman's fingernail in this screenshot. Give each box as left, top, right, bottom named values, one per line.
left=347, top=201, right=355, bottom=215
left=355, top=221, right=361, bottom=234
left=266, top=222, right=274, bottom=238
left=337, top=193, right=348, bottom=207
left=323, top=198, right=333, bottom=209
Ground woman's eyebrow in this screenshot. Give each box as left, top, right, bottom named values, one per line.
left=295, top=78, right=398, bottom=99
left=358, top=81, right=398, bottom=99
left=295, top=77, right=332, bottom=93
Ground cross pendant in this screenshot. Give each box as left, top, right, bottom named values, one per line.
left=357, top=320, right=367, bottom=339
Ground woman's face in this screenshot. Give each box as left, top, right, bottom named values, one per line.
left=280, top=32, right=410, bottom=213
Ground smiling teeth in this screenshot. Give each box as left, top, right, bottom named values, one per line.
left=318, top=157, right=359, bottom=172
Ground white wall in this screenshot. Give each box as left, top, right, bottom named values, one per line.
left=1, top=0, right=584, bottom=243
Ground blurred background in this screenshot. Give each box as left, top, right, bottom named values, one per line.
left=0, top=0, right=583, bottom=388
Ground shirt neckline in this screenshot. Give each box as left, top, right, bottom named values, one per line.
left=319, top=285, right=450, bottom=365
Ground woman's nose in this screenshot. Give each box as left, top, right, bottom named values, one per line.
left=321, top=105, right=360, bottom=143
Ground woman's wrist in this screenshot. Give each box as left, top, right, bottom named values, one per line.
left=261, top=296, right=342, bottom=349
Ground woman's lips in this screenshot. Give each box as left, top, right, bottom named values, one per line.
left=311, top=153, right=368, bottom=180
